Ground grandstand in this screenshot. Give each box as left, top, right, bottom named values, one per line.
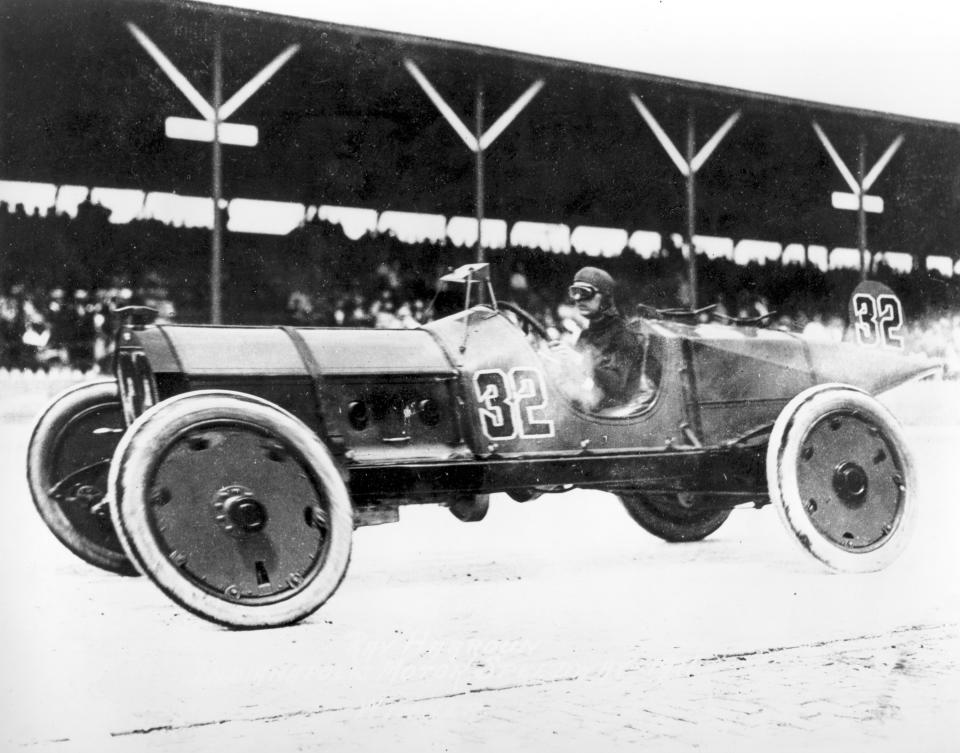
left=1, top=0, right=958, bottom=373
left=2, top=194, right=959, bottom=377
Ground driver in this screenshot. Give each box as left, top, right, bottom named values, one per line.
left=556, top=266, right=644, bottom=409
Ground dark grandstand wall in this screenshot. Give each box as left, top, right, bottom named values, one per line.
left=2, top=0, right=959, bottom=257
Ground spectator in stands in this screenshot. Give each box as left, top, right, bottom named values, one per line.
left=349, top=293, right=373, bottom=327
left=286, top=290, right=314, bottom=325
left=375, top=259, right=402, bottom=294
left=412, top=299, right=428, bottom=325
left=3, top=286, right=28, bottom=369
left=372, top=293, right=401, bottom=329
left=45, top=289, right=70, bottom=364
left=332, top=296, right=348, bottom=326
left=0, top=294, right=15, bottom=369
left=395, top=302, right=419, bottom=329
left=509, top=263, right=530, bottom=307
left=69, top=290, right=97, bottom=372
left=20, top=295, right=53, bottom=371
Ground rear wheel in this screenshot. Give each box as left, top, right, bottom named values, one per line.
left=27, top=379, right=137, bottom=576
left=618, top=492, right=731, bottom=542
left=767, top=384, right=916, bottom=572
left=448, top=493, right=490, bottom=522
left=110, top=391, right=353, bottom=628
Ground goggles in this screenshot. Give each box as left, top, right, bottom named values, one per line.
left=568, top=284, right=599, bottom=302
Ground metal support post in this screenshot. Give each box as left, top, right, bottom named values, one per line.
left=858, top=134, right=868, bottom=280
left=211, top=32, right=224, bottom=324
left=475, top=80, right=485, bottom=264
left=686, top=108, right=697, bottom=308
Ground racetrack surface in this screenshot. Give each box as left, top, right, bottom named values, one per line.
left=2, top=381, right=958, bottom=752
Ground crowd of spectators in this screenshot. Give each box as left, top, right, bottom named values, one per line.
left=5, top=254, right=960, bottom=378
left=2, top=197, right=960, bottom=375
left=0, top=280, right=175, bottom=372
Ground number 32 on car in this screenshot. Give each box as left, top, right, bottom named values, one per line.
left=850, top=281, right=904, bottom=349
left=473, top=367, right=555, bottom=440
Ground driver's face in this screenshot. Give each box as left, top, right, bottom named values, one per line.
left=576, top=293, right=602, bottom=318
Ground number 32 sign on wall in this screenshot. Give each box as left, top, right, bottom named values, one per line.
left=848, top=280, right=904, bottom=349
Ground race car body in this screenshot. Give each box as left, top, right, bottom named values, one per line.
left=28, top=266, right=940, bottom=628
left=116, top=303, right=934, bottom=499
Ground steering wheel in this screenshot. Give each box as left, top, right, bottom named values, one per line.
left=497, top=301, right=552, bottom=341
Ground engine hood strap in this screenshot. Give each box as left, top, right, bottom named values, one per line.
left=279, top=326, right=343, bottom=456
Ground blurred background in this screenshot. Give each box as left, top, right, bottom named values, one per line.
left=2, top=0, right=959, bottom=374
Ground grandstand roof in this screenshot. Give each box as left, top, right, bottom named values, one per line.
left=2, top=0, right=959, bottom=254
left=204, top=0, right=960, bottom=127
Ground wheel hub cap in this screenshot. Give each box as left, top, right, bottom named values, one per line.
left=832, top=461, right=868, bottom=504
left=230, top=497, right=267, bottom=533
left=215, top=486, right=270, bottom=536
left=147, top=426, right=329, bottom=604
left=797, top=411, right=905, bottom=551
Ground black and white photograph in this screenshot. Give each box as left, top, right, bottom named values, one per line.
left=1, top=0, right=958, bottom=750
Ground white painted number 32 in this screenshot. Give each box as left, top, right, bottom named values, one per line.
left=474, top=368, right=555, bottom=440
left=852, top=293, right=903, bottom=349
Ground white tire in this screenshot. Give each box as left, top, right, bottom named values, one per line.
left=767, top=384, right=917, bottom=573
left=109, top=390, right=353, bottom=628
left=27, top=379, right=137, bottom=576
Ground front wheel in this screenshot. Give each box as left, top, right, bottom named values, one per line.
left=109, top=391, right=353, bottom=628
left=766, top=384, right=917, bottom=572
left=618, top=492, right=731, bottom=542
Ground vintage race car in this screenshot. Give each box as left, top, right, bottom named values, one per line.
left=27, top=265, right=940, bottom=628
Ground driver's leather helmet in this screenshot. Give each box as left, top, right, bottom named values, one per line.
left=572, top=266, right=617, bottom=314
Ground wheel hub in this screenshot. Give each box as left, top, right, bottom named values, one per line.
left=797, top=411, right=904, bottom=551
left=146, top=424, right=333, bottom=606
left=215, top=486, right=268, bottom=536
left=832, top=461, right=868, bottom=504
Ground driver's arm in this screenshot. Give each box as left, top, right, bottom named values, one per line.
left=592, top=330, right=643, bottom=399
left=592, top=354, right=631, bottom=398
